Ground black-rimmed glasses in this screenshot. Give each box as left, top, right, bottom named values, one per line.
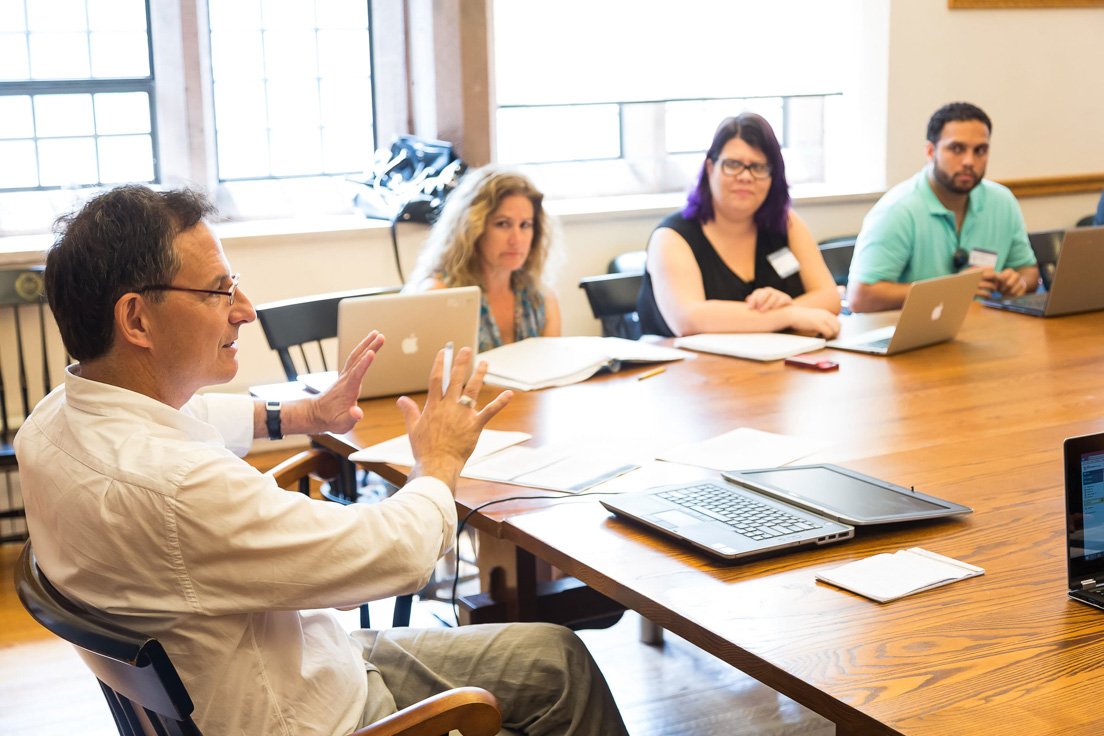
left=718, top=158, right=773, bottom=180
left=141, top=273, right=240, bottom=305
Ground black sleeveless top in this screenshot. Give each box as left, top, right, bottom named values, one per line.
left=636, top=212, right=805, bottom=337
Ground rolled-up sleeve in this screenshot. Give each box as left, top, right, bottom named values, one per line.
left=185, top=393, right=255, bottom=457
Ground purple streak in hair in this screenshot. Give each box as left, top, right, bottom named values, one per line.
left=682, top=113, right=791, bottom=235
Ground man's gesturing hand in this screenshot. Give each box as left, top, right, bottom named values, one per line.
left=398, top=346, right=513, bottom=491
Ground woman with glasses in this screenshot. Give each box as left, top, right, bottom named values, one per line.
left=406, top=165, right=561, bottom=352
left=636, top=113, right=841, bottom=338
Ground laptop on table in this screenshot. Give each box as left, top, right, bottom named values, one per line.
left=601, top=463, right=971, bottom=562
left=333, top=286, right=481, bottom=399
left=1064, top=432, right=1104, bottom=611
left=828, top=269, right=982, bottom=356
left=982, top=226, right=1104, bottom=318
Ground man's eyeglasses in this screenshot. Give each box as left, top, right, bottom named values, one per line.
left=141, top=273, right=240, bottom=305
left=718, top=158, right=773, bottom=180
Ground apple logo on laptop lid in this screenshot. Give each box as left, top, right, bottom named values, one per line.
left=401, top=333, right=419, bottom=355
left=930, top=302, right=944, bottom=321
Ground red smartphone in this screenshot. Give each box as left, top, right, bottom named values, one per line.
left=784, top=354, right=839, bottom=372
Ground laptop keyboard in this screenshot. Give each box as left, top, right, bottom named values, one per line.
left=1007, top=291, right=1048, bottom=308
left=657, top=484, right=824, bottom=541
left=863, top=336, right=892, bottom=350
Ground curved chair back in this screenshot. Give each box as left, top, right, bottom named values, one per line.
left=817, top=236, right=857, bottom=287
left=14, top=541, right=201, bottom=736
left=256, top=286, right=400, bottom=380
left=579, top=273, right=643, bottom=340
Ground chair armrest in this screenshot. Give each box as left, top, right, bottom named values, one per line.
left=349, top=686, right=502, bottom=736
left=265, top=449, right=341, bottom=489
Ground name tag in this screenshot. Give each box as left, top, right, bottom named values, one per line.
left=968, top=248, right=998, bottom=269
left=767, top=247, right=801, bottom=279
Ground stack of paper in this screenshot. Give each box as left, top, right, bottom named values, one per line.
left=348, top=429, right=532, bottom=467
left=816, top=548, right=984, bottom=603
left=674, top=333, right=826, bottom=361
left=479, top=336, right=687, bottom=391
left=657, top=428, right=831, bottom=471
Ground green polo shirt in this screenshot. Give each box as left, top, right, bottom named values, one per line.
left=848, top=168, right=1035, bottom=285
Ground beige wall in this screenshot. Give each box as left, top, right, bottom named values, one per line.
left=4, top=3, right=1103, bottom=399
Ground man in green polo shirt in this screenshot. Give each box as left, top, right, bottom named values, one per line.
left=847, top=102, right=1039, bottom=313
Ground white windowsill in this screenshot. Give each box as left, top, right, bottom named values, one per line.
left=0, top=186, right=886, bottom=266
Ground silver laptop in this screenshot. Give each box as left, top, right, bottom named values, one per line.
left=336, top=286, right=481, bottom=399
left=601, top=479, right=855, bottom=561
left=829, top=270, right=981, bottom=355
left=982, top=226, right=1104, bottom=317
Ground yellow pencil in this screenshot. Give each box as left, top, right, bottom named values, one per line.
left=637, top=367, right=666, bottom=381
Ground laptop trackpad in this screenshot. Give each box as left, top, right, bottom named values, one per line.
left=651, top=509, right=702, bottom=529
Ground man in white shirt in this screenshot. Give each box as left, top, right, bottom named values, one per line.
left=17, top=185, right=628, bottom=736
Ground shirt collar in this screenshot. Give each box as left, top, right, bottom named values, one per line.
left=63, top=364, right=225, bottom=446
left=919, top=166, right=988, bottom=219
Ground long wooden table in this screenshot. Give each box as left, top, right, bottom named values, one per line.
left=320, top=304, right=1104, bottom=735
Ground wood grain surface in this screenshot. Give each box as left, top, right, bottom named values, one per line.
left=322, top=304, right=1104, bottom=734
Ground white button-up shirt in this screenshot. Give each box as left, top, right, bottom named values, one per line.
left=16, top=366, right=456, bottom=736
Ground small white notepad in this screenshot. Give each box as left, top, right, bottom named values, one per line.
left=816, top=548, right=984, bottom=603
left=673, top=333, right=826, bottom=362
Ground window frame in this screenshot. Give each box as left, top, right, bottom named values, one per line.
left=0, top=0, right=160, bottom=193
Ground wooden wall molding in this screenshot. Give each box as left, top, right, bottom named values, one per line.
left=996, top=173, right=1104, bottom=198
left=950, top=1, right=1104, bottom=8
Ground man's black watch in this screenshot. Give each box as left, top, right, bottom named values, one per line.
left=265, top=401, right=282, bottom=441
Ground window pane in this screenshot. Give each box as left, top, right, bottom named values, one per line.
left=316, top=29, right=368, bottom=78
left=267, top=79, right=320, bottom=128
left=87, top=0, right=147, bottom=31
left=321, top=126, right=370, bottom=174
left=0, top=140, right=38, bottom=188
left=0, top=33, right=29, bottom=79
left=26, top=0, right=86, bottom=31
left=90, top=31, right=150, bottom=78
left=29, top=33, right=91, bottom=79
left=94, top=92, right=150, bottom=134
left=98, top=134, right=154, bottom=183
left=217, top=131, right=270, bottom=179
left=497, top=105, right=620, bottom=163
left=0, top=0, right=27, bottom=32
left=315, top=0, right=367, bottom=28
left=38, top=137, right=98, bottom=186
left=263, top=29, right=317, bottom=78
left=209, top=0, right=262, bottom=30
left=269, top=128, right=322, bottom=176
left=319, top=77, right=370, bottom=128
left=0, top=95, right=34, bottom=138
left=34, top=94, right=95, bottom=137
left=261, top=0, right=315, bottom=29
left=665, top=98, right=783, bottom=153
left=210, top=30, right=265, bottom=80
left=213, top=81, right=267, bottom=131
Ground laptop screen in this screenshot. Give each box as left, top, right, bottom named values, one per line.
left=1064, top=433, right=1104, bottom=585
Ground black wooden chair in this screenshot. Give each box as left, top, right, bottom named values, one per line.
left=579, top=272, right=644, bottom=340
left=817, top=236, right=857, bottom=287
left=1076, top=214, right=1096, bottom=228
left=256, top=285, right=401, bottom=381
left=15, top=539, right=502, bottom=736
left=1027, top=228, right=1065, bottom=291
left=0, top=266, right=66, bottom=544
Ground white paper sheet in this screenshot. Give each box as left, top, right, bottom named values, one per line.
left=463, top=438, right=643, bottom=493
left=348, top=429, right=532, bottom=467
left=657, top=427, right=832, bottom=471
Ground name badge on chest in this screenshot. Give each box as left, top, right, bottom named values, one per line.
left=968, top=248, right=998, bottom=270
left=767, top=247, right=801, bottom=279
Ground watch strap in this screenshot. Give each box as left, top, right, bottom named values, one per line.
left=265, top=401, right=282, bottom=441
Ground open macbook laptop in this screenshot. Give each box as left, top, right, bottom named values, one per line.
left=336, top=286, right=480, bottom=399
left=1064, top=431, right=1104, bottom=612
left=828, top=269, right=982, bottom=355
left=982, top=226, right=1104, bottom=317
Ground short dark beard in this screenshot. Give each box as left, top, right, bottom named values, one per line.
left=931, top=162, right=981, bottom=195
